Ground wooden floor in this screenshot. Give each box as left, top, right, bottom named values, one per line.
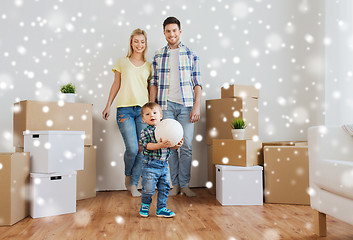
left=1, top=188, right=353, bottom=240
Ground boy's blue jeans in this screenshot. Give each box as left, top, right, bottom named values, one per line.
left=116, top=106, right=147, bottom=186
left=141, top=157, right=170, bottom=209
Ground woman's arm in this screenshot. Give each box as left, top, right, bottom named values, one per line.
left=102, top=71, right=121, bottom=120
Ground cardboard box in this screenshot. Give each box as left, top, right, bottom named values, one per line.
left=30, top=171, right=77, bottom=218
left=206, top=98, right=258, bottom=144
left=0, top=153, right=30, bottom=226
left=24, top=130, right=84, bottom=173
left=216, top=165, right=263, bottom=205
left=207, top=145, right=216, bottom=195
left=77, top=146, right=96, bottom=200
left=221, top=84, right=259, bottom=99
left=13, top=100, right=93, bottom=147
left=212, top=139, right=262, bottom=167
left=263, top=146, right=310, bottom=205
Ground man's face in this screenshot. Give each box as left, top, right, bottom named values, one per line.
left=142, top=107, right=162, bottom=126
left=164, top=23, right=181, bottom=47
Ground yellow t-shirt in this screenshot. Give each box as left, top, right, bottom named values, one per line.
left=112, top=57, right=151, bottom=108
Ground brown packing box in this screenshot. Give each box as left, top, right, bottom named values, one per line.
left=77, top=146, right=97, bottom=200
left=206, top=98, right=258, bottom=144
left=0, top=153, right=30, bottom=226
left=212, top=139, right=262, bottom=166
left=13, top=100, right=93, bottom=147
left=221, top=84, right=259, bottom=99
left=263, top=146, right=310, bottom=205
left=207, top=145, right=216, bottom=195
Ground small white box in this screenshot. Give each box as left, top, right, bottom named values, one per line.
left=216, top=165, right=263, bottom=206
left=30, top=171, right=77, bottom=218
left=24, top=130, right=84, bottom=173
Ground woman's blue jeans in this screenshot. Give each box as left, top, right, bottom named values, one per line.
left=116, top=106, right=146, bottom=186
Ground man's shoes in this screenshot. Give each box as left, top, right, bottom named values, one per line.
left=139, top=203, right=150, bottom=217
left=181, top=187, right=196, bottom=197
left=156, top=207, right=175, bottom=218
left=169, top=185, right=180, bottom=196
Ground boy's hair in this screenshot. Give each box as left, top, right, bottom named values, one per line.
left=141, top=102, right=162, bottom=115
left=126, top=28, right=148, bottom=61
left=163, top=16, right=181, bottom=30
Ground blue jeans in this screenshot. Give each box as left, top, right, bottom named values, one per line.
left=141, top=157, right=170, bottom=209
left=116, top=106, right=147, bottom=186
left=163, top=101, right=194, bottom=188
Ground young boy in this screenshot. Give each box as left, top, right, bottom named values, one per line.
left=139, top=102, right=183, bottom=217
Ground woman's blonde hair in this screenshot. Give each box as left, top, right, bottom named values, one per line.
left=126, top=28, right=147, bottom=61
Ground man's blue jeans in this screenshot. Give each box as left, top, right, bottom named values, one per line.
left=163, top=101, right=194, bottom=188
left=141, top=157, right=170, bottom=209
left=116, top=106, right=146, bottom=186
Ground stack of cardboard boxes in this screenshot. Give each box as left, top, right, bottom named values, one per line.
left=206, top=83, right=310, bottom=205
left=206, top=84, right=263, bottom=205
left=0, top=100, right=96, bottom=224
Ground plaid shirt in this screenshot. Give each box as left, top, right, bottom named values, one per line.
left=139, top=125, right=170, bottom=161
left=151, top=42, right=202, bottom=110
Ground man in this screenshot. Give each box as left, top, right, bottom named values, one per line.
left=150, top=16, right=202, bottom=197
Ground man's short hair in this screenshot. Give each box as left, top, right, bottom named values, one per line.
left=163, top=16, right=181, bottom=30
left=141, top=102, right=162, bottom=115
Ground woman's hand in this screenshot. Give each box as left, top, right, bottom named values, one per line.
left=102, top=106, right=111, bottom=120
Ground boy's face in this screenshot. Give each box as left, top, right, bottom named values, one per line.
left=142, top=107, right=163, bottom=126
left=164, top=23, right=181, bottom=47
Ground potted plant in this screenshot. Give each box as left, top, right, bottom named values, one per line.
left=231, top=118, right=247, bottom=140
left=59, top=83, right=76, bottom=103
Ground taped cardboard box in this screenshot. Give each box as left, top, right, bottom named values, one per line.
left=263, top=145, right=310, bottom=205
left=77, top=146, right=97, bottom=200
left=0, top=153, right=30, bottom=226
left=13, top=100, right=93, bottom=147
left=212, top=139, right=262, bottom=167
left=206, top=98, right=258, bottom=144
left=221, top=84, right=259, bottom=99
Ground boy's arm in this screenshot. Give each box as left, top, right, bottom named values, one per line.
left=147, top=139, right=172, bottom=150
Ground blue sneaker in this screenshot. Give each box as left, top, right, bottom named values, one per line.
left=156, top=207, right=175, bottom=218
left=139, top=203, right=150, bottom=217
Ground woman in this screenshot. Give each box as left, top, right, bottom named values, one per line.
left=102, top=29, right=151, bottom=197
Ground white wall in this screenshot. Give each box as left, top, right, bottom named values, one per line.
left=0, top=0, right=325, bottom=190
left=325, top=0, right=353, bottom=125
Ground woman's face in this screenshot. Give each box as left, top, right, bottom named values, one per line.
left=131, top=34, right=146, bottom=54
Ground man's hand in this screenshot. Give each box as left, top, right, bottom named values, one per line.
left=190, top=106, right=200, bottom=123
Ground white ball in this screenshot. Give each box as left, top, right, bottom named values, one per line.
left=155, top=119, right=184, bottom=146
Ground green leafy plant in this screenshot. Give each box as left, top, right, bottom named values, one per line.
left=231, top=118, right=247, bottom=129
left=60, top=83, right=76, bottom=94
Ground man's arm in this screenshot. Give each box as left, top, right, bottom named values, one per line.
left=149, top=53, right=159, bottom=102
left=190, top=85, right=201, bottom=123
left=149, top=85, right=158, bottom=102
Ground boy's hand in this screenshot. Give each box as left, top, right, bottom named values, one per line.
left=158, top=138, right=172, bottom=149
left=171, top=138, right=184, bottom=149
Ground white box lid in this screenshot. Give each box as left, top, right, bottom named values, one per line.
left=215, top=165, right=263, bottom=171
left=23, top=130, right=85, bottom=136
left=30, top=171, right=77, bottom=178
